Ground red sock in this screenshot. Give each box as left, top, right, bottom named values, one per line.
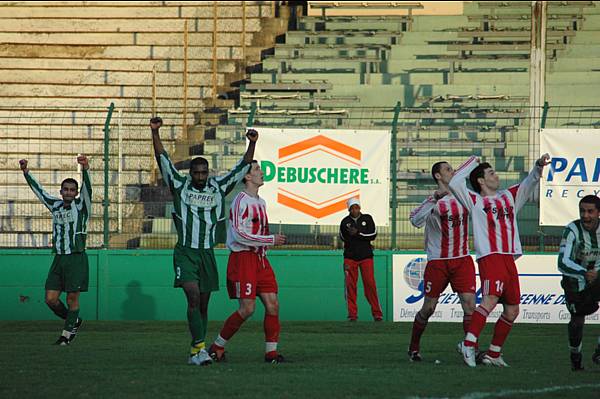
left=488, top=315, right=513, bottom=358
left=464, top=306, right=490, bottom=347
left=219, top=311, right=246, bottom=341
left=409, top=311, right=428, bottom=352
left=264, top=314, right=280, bottom=347
left=462, top=314, right=472, bottom=335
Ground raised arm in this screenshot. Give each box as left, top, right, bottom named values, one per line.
left=448, top=156, right=479, bottom=211
left=77, top=154, right=92, bottom=212
left=19, top=159, right=60, bottom=211
left=244, top=128, right=258, bottom=163
left=150, top=116, right=165, bottom=157
left=214, top=129, right=258, bottom=195
left=510, top=153, right=550, bottom=213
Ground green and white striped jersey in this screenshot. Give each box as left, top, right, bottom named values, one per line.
left=25, top=170, right=92, bottom=254
left=157, top=150, right=249, bottom=249
left=558, top=220, right=600, bottom=291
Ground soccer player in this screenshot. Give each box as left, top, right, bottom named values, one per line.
left=558, top=195, right=600, bottom=371
left=20, top=155, right=90, bottom=345
left=339, top=198, right=383, bottom=322
left=450, top=153, right=550, bottom=367
left=408, top=161, right=476, bottom=361
left=151, top=117, right=257, bottom=366
left=207, top=160, right=287, bottom=363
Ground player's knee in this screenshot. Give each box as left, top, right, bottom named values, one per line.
left=265, top=301, right=279, bottom=316
left=503, top=306, right=519, bottom=322
left=238, top=302, right=256, bottom=319
left=66, top=294, right=79, bottom=309
left=45, top=297, right=59, bottom=307
left=420, top=303, right=435, bottom=319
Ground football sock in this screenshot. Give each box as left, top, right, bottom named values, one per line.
left=65, top=309, right=80, bottom=332
left=201, top=311, right=208, bottom=341
left=48, top=300, right=68, bottom=320
left=487, top=315, right=513, bottom=358
left=568, top=319, right=584, bottom=350
left=462, top=314, right=472, bottom=335
left=187, top=307, right=204, bottom=344
left=264, top=314, right=280, bottom=353
left=409, top=311, right=428, bottom=352
left=218, top=311, right=246, bottom=342
left=464, top=305, right=490, bottom=347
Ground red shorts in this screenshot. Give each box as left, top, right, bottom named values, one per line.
left=424, top=256, right=476, bottom=298
left=478, top=253, right=521, bottom=305
left=226, top=251, right=278, bottom=299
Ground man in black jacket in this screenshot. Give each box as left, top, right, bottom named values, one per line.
left=339, top=198, right=383, bottom=321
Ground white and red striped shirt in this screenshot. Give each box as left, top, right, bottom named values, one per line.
left=449, top=156, right=542, bottom=260
left=227, top=191, right=275, bottom=254
left=410, top=193, right=470, bottom=260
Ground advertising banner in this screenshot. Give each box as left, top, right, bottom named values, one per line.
left=253, top=128, right=390, bottom=225
left=540, top=129, right=600, bottom=226
left=393, top=254, right=600, bottom=324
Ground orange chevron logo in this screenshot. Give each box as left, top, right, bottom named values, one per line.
left=273, top=135, right=363, bottom=218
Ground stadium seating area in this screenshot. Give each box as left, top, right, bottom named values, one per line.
left=2, top=2, right=600, bottom=249
left=200, top=0, right=600, bottom=249
left=0, top=1, right=286, bottom=248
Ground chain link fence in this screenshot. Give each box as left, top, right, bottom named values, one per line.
left=1, top=103, right=599, bottom=251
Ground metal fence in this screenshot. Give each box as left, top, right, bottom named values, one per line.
left=1, top=103, right=599, bottom=251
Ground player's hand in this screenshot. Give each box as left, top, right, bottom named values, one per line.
left=433, top=189, right=448, bottom=201
left=585, top=269, right=597, bottom=283
left=77, top=154, right=89, bottom=170
left=150, top=117, right=163, bottom=132
left=536, top=153, right=551, bottom=168
left=246, top=129, right=258, bottom=142
left=347, top=226, right=358, bottom=236
left=274, top=234, right=286, bottom=245
left=19, top=159, right=28, bottom=171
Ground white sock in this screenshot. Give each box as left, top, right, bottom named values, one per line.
left=215, top=335, right=228, bottom=348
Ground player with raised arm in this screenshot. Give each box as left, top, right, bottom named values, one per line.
left=20, top=155, right=91, bottom=345
left=450, top=154, right=550, bottom=367
left=558, top=195, right=600, bottom=371
left=151, top=117, right=257, bottom=366
left=408, top=161, right=476, bottom=362
left=208, top=161, right=288, bottom=363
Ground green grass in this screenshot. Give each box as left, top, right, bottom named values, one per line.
left=1, top=321, right=599, bottom=398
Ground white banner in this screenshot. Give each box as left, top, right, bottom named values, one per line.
left=393, top=254, right=600, bottom=324
left=253, top=128, right=390, bottom=226
left=540, top=129, right=600, bottom=226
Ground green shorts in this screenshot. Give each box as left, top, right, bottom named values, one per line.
left=45, top=252, right=89, bottom=293
left=561, top=276, right=600, bottom=316
left=173, top=244, right=219, bottom=292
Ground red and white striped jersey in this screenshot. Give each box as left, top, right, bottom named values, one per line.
left=410, top=193, right=470, bottom=260
left=449, top=156, right=542, bottom=260
left=227, top=191, right=275, bottom=254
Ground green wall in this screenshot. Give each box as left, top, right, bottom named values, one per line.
left=0, top=249, right=394, bottom=321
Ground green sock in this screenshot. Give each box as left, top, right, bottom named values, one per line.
left=65, top=309, right=80, bottom=332
left=201, top=312, right=208, bottom=341
left=187, top=308, right=205, bottom=346
left=48, top=300, right=68, bottom=320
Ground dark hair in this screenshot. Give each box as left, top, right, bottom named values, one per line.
left=61, top=178, right=78, bottom=190
left=243, top=160, right=259, bottom=185
left=579, top=195, right=600, bottom=211
left=431, top=161, right=448, bottom=183
left=469, top=162, right=492, bottom=194
left=189, top=157, right=209, bottom=170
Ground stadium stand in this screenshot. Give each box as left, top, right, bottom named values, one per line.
left=2, top=1, right=600, bottom=250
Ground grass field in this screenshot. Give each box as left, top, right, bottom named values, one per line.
left=1, top=321, right=599, bottom=399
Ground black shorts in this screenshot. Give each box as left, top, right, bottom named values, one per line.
left=561, top=276, right=600, bottom=316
